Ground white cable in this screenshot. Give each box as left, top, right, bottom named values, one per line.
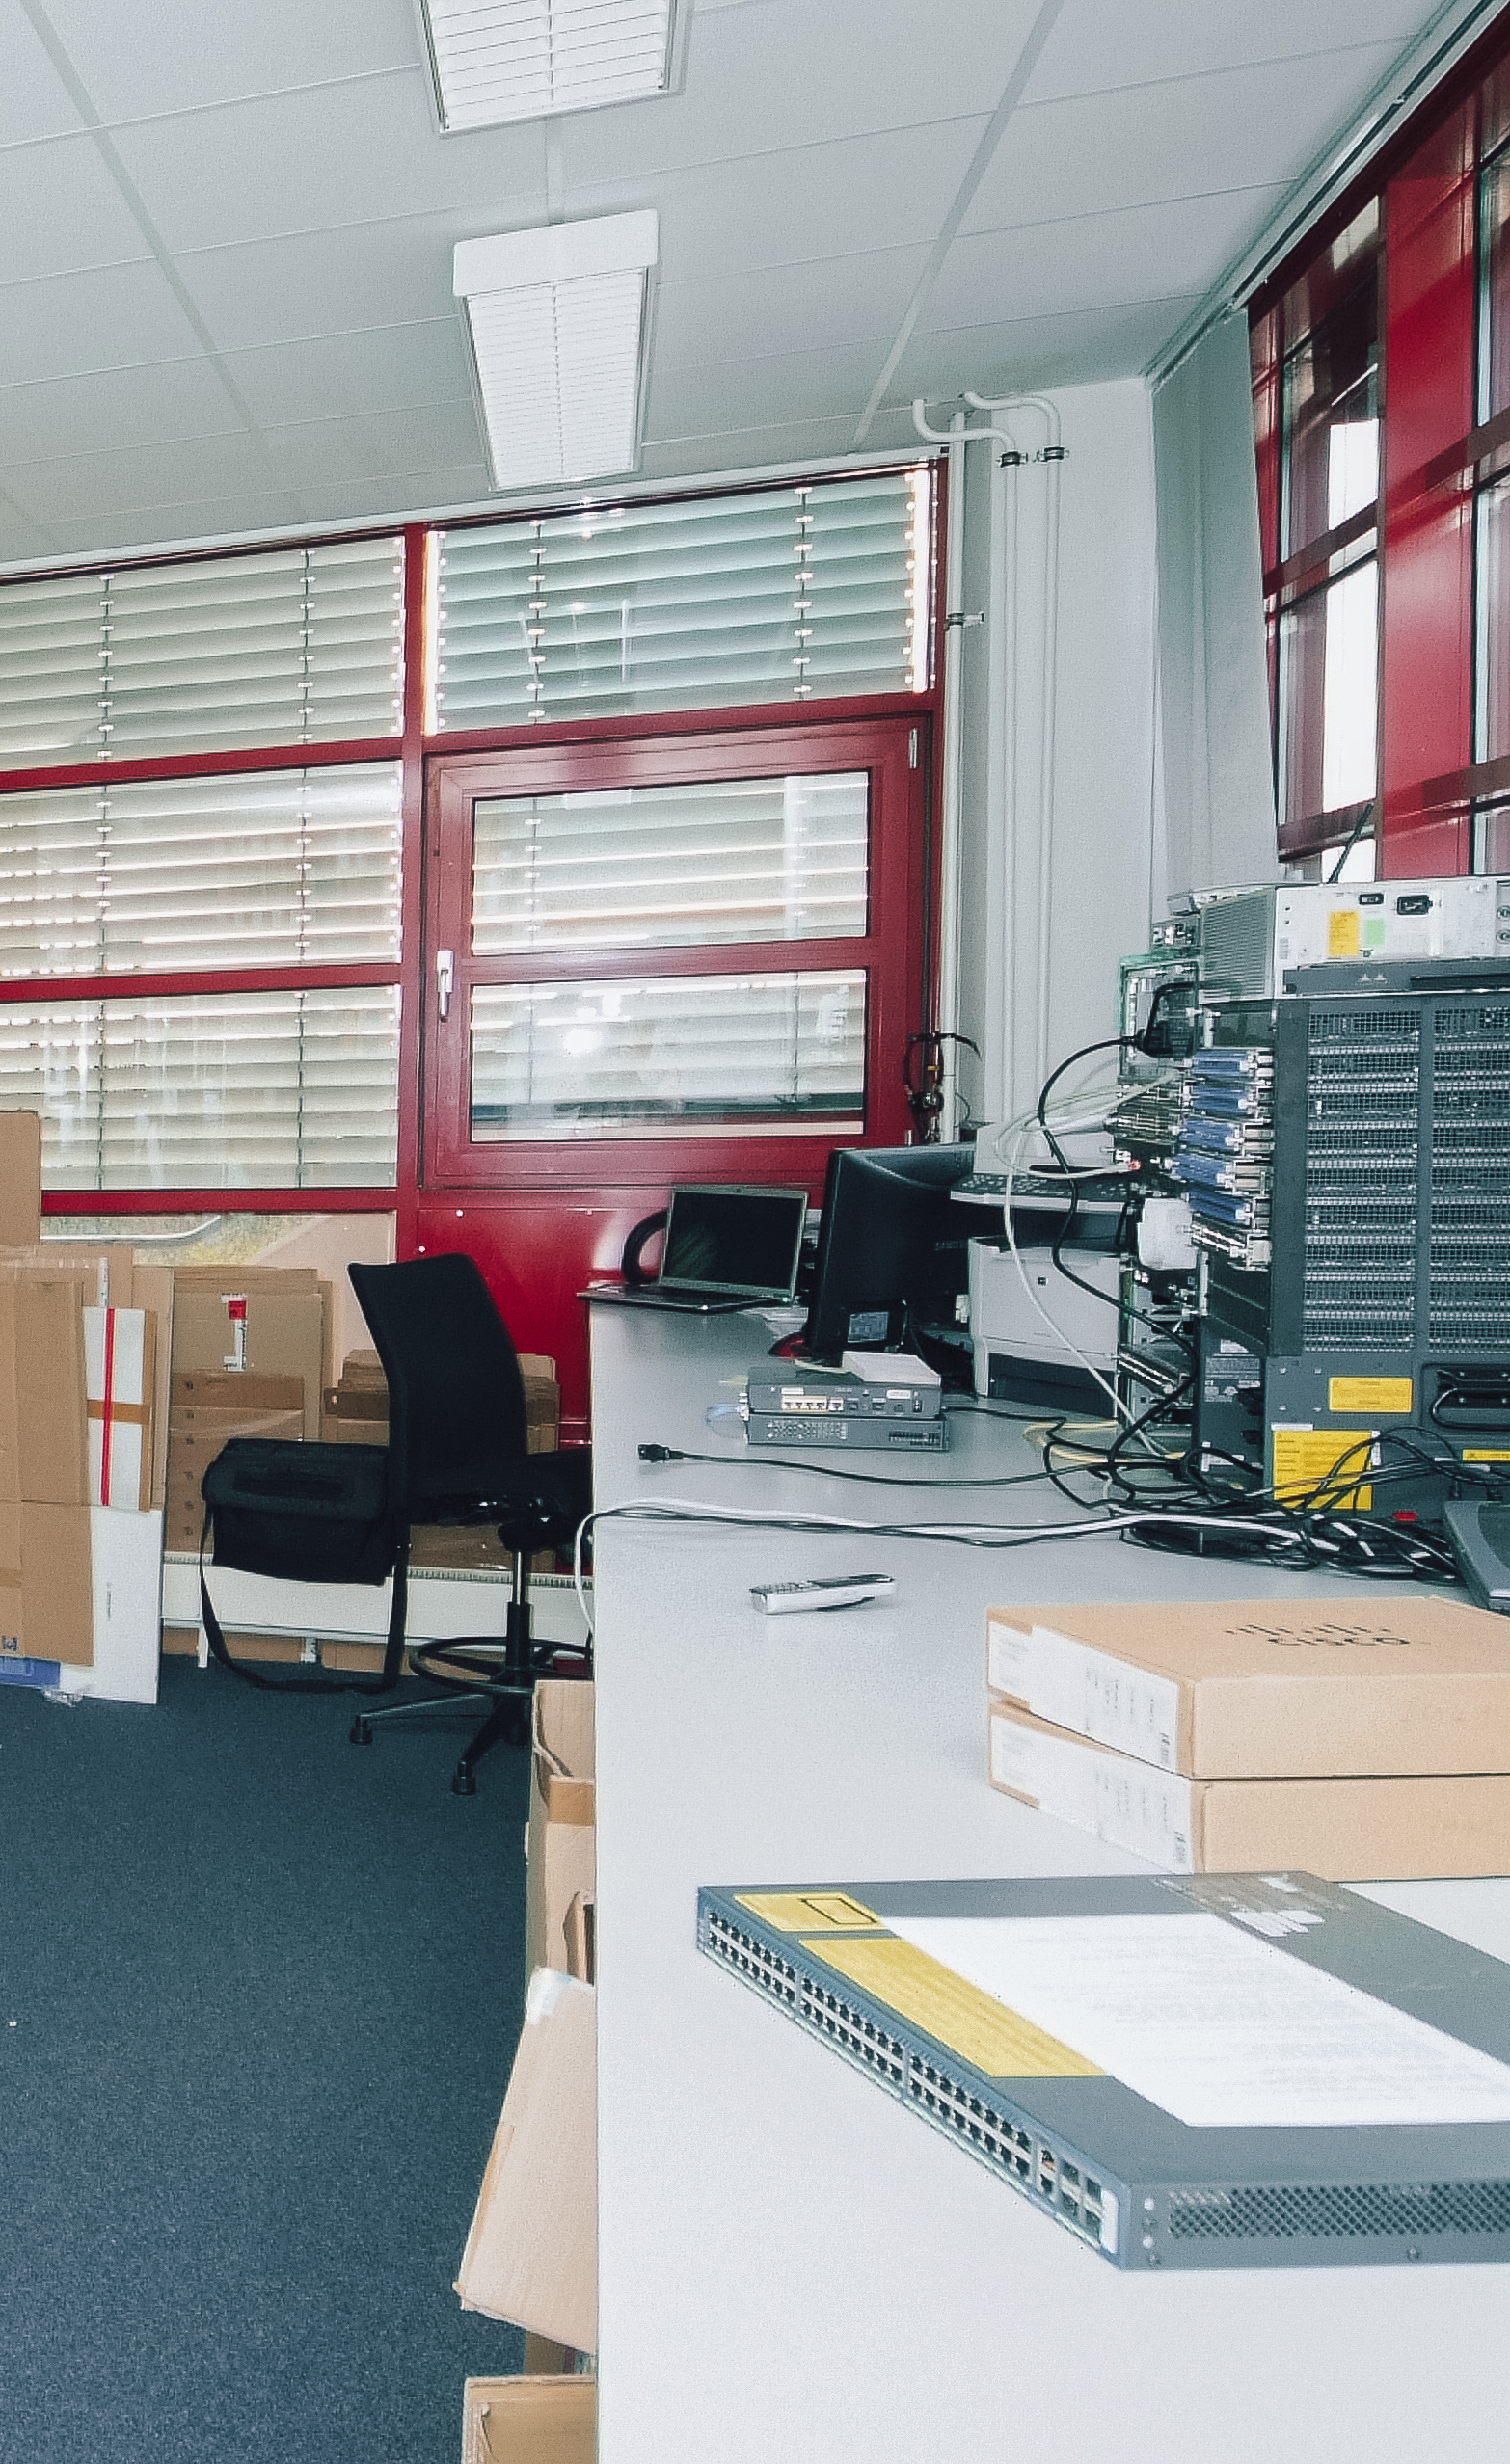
left=1000, top=1112, right=1130, bottom=1423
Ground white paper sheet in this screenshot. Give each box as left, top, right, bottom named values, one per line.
left=889, top=1912, right=1510, bottom=2129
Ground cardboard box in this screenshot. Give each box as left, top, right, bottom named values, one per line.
left=171, top=1280, right=325, bottom=1439
left=461, top=2377, right=595, bottom=2464
left=0, top=1111, right=40, bottom=1248
left=989, top=1698, right=1510, bottom=1880
left=0, top=1277, right=94, bottom=1664
left=85, top=1306, right=156, bottom=1512
left=986, top=1596, right=1510, bottom=1780
left=0, top=1501, right=94, bottom=1666
left=166, top=1372, right=306, bottom=1551
left=456, top=1969, right=596, bottom=2353
left=526, top=1681, right=595, bottom=1982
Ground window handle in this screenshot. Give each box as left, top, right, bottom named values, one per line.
left=436, top=949, right=454, bottom=1022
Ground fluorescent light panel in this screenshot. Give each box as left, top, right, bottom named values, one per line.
left=455, top=213, right=658, bottom=491
left=419, top=0, right=675, bottom=130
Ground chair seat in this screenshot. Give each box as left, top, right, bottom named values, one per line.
left=413, top=1446, right=593, bottom=1547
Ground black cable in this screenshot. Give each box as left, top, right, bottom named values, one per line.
left=635, top=1441, right=1056, bottom=1491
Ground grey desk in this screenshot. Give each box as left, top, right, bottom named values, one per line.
left=587, top=1304, right=1510, bottom=2464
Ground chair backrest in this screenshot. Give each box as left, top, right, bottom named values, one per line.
left=347, top=1254, right=530, bottom=1519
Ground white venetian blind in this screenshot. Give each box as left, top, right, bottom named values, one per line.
left=469, top=969, right=865, bottom=1139
left=471, top=771, right=868, bottom=952
left=431, top=470, right=930, bottom=728
left=0, top=537, right=404, bottom=766
left=0, top=763, right=402, bottom=977
left=0, top=987, right=399, bottom=1190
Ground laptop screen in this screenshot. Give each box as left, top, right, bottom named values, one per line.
left=659, top=1185, right=808, bottom=1299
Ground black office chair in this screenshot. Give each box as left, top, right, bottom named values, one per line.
left=345, top=1253, right=593, bottom=1795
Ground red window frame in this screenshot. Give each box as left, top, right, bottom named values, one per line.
left=418, top=713, right=927, bottom=1192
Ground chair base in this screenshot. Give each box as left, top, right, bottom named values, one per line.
left=346, top=1594, right=587, bottom=1792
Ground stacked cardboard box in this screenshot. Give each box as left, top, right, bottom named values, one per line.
left=455, top=1680, right=597, bottom=2388
left=460, top=2377, right=594, bottom=2464
left=320, top=1349, right=561, bottom=1456
left=986, top=1595, right=1510, bottom=1879
left=165, top=1370, right=305, bottom=1556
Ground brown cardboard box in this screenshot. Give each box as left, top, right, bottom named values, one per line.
left=0, top=1500, right=94, bottom=1667
left=171, top=1280, right=325, bottom=1439
left=0, top=1272, right=93, bottom=1661
left=989, top=1698, right=1510, bottom=1879
left=0, top=1111, right=40, bottom=1248
left=461, top=2377, right=595, bottom=2464
left=986, top=1595, right=1510, bottom=1780
left=526, top=1682, right=595, bottom=1982
left=161, top=1625, right=309, bottom=1664
left=166, top=1378, right=305, bottom=1552
left=455, top=1970, right=596, bottom=2353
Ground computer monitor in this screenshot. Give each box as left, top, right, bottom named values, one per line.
left=800, top=1141, right=975, bottom=1360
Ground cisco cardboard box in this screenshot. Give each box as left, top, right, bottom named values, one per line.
left=461, top=2377, right=595, bottom=2464
left=986, top=1595, right=1510, bottom=1780
left=0, top=1277, right=93, bottom=1666
left=455, top=1969, right=597, bottom=2354
left=526, top=1681, right=595, bottom=1983
left=989, top=1699, right=1510, bottom=1879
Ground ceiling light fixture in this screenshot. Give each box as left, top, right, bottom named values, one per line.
left=418, top=0, right=678, bottom=131
left=454, top=213, right=660, bottom=492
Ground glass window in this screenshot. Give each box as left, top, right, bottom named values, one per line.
left=1278, top=562, right=1378, bottom=829
left=470, top=772, right=868, bottom=954
left=0, top=986, right=399, bottom=1190
left=469, top=969, right=866, bottom=1141
left=1281, top=278, right=1379, bottom=559
left=430, top=470, right=931, bottom=728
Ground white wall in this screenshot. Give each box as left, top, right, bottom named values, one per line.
left=952, top=377, right=1160, bottom=1135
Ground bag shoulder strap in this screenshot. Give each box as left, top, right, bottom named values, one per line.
left=198, top=1509, right=412, bottom=1696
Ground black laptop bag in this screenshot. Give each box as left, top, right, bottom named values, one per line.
left=198, top=1437, right=410, bottom=1692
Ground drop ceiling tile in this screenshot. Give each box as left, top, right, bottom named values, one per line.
left=0, top=259, right=203, bottom=385
left=0, top=3, right=88, bottom=143
left=653, top=246, right=931, bottom=368
left=896, top=295, right=1205, bottom=400
left=111, top=71, right=544, bottom=255
left=176, top=214, right=486, bottom=354
left=0, top=130, right=153, bottom=281
left=638, top=414, right=888, bottom=475
left=574, top=121, right=987, bottom=285
left=43, top=492, right=308, bottom=557
left=961, top=48, right=1405, bottom=235
left=562, top=0, right=1044, bottom=180
left=259, top=401, right=484, bottom=488
left=1025, top=0, right=1422, bottom=104
left=219, top=321, right=472, bottom=426
left=294, top=467, right=494, bottom=522
left=924, top=188, right=1288, bottom=332
left=5, top=427, right=279, bottom=523
left=40, top=0, right=423, bottom=121
left=647, top=339, right=894, bottom=434
left=0, top=358, right=243, bottom=462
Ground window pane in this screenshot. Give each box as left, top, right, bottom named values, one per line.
left=1279, top=562, right=1378, bottom=826
left=0, top=763, right=402, bottom=978
left=0, top=538, right=404, bottom=767
left=1481, top=140, right=1510, bottom=424
left=469, top=970, right=865, bottom=1140
left=431, top=471, right=930, bottom=728
left=1282, top=279, right=1378, bottom=557
left=1476, top=473, right=1510, bottom=764
left=0, top=986, right=398, bottom=1189
left=471, top=772, right=868, bottom=954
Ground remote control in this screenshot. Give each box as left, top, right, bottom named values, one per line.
left=749, top=1573, right=895, bottom=1615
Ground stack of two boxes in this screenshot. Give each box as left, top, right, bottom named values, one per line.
left=986, top=1595, right=1510, bottom=1879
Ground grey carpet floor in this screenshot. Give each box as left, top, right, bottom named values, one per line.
left=0, top=1656, right=528, bottom=2464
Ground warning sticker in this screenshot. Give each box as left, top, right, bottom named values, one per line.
left=737, top=1891, right=879, bottom=1934
left=1328, top=1377, right=1413, bottom=1414
left=1271, top=1426, right=1374, bottom=1510
left=803, top=1932, right=1102, bottom=2078
left=1328, top=909, right=1362, bottom=957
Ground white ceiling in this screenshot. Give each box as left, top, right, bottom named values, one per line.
left=0, top=0, right=1473, bottom=564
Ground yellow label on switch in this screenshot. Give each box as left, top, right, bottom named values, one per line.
left=1329, top=1377, right=1414, bottom=1413
left=1271, top=1427, right=1374, bottom=1510
left=1464, top=1450, right=1510, bottom=1462
left=1328, top=909, right=1362, bottom=956
left=804, top=1933, right=1102, bottom=2079
left=737, top=1891, right=879, bottom=1933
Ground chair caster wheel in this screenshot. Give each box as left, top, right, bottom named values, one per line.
left=350, top=1718, right=372, bottom=1745
left=451, top=1765, right=478, bottom=1796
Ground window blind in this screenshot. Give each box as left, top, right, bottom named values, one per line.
left=471, top=771, right=868, bottom=952
left=0, top=763, right=402, bottom=978
left=0, top=537, right=404, bottom=767
left=0, top=986, right=399, bottom=1189
left=431, top=470, right=929, bottom=728
left=469, top=969, right=865, bottom=1138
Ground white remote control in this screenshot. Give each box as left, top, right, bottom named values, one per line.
left=750, top=1573, right=895, bottom=1615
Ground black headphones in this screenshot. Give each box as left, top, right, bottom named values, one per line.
left=620, top=1208, right=669, bottom=1287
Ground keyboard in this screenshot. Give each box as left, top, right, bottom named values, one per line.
left=953, top=1171, right=1136, bottom=1208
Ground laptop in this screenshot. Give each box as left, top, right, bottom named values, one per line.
left=583, top=1184, right=809, bottom=1313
